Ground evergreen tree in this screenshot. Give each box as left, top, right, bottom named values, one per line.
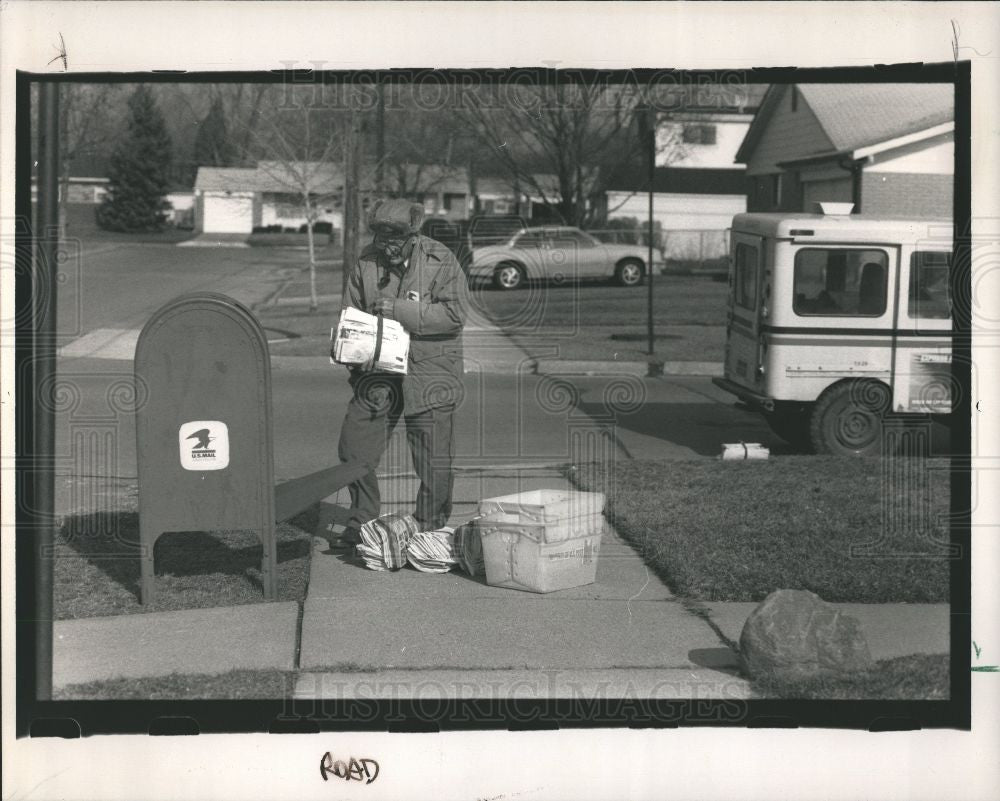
left=96, top=85, right=173, bottom=232
left=193, top=97, right=234, bottom=168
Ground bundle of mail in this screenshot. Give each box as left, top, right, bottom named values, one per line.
left=406, top=528, right=460, bottom=573
left=451, top=522, right=485, bottom=576
left=356, top=514, right=483, bottom=576
left=331, top=306, right=409, bottom=374
left=357, top=513, right=420, bottom=571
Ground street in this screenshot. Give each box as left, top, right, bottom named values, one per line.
left=49, top=239, right=950, bottom=518
left=54, top=240, right=303, bottom=347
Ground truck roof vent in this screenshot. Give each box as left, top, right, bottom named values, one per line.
left=814, top=202, right=855, bottom=215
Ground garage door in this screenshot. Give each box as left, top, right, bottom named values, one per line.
left=203, top=194, right=253, bottom=233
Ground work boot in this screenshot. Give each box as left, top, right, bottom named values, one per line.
left=328, top=526, right=361, bottom=551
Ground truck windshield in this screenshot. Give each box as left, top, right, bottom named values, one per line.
left=793, top=248, right=889, bottom=317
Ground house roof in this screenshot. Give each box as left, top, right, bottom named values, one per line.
left=654, top=82, right=769, bottom=114
left=735, top=83, right=954, bottom=164
left=195, top=161, right=569, bottom=201
left=195, top=164, right=344, bottom=194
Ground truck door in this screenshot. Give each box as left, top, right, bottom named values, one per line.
left=726, top=232, right=764, bottom=391
left=894, top=246, right=953, bottom=413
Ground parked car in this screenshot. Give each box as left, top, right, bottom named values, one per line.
left=422, top=214, right=531, bottom=273
left=466, top=225, right=663, bottom=290
left=419, top=217, right=465, bottom=266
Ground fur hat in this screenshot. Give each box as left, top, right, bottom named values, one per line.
left=368, top=198, right=425, bottom=234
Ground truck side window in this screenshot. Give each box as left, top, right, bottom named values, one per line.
left=909, top=251, right=951, bottom=319
left=735, top=244, right=757, bottom=310
left=793, top=249, right=888, bottom=316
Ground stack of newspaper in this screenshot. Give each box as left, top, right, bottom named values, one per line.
left=452, top=522, right=485, bottom=576
left=355, top=515, right=487, bottom=576
left=406, top=527, right=460, bottom=573
left=331, top=306, right=410, bottom=374
left=357, top=513, right=421, bottom=571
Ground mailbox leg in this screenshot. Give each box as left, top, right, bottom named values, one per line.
left=139, top=526, right=157, bottom=605
left=261, top=523, right=278, bottom=601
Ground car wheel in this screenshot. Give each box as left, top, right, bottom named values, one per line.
left=493, top=262, right=525, bottom=290
left=615, top=259, right=644, bottom=287
left=809, top=380, right=891, bottom=456
left=763, top=406, right=812, bottom=451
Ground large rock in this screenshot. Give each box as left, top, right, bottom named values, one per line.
left=739, top=589, right=873, bottom=681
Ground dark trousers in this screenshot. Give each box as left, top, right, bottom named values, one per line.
left=338, top=374, right=455, bottom=532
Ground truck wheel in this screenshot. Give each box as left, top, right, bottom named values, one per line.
left=763, top=407, right=812, bottom=451
left=809, top=380, right=891, bottom=456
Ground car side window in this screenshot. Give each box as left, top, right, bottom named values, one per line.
left=908, top=251, right=951, bottom=319
left=793, top=248, right=889, bottom=317
left=513, top=231, right=545, bottom=249
left=553, top=229, right=598, bottom=248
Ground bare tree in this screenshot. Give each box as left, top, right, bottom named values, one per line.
left=242, top=108, right=343, bottom=312
left=454, top=80, right=684, bottom=227
left=58, top=84, right=124, bottom=233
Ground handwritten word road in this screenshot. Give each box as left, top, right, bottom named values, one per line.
left=320, top=753, right=380, bottom=784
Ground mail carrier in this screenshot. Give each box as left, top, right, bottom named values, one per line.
left=712, top=204, right=952, bottom=456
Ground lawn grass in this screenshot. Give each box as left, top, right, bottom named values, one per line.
left=567, top=457, right=951, bottom=603
left=55, top=489, right=316, bottom=619
left=751, top=654, right=950, bottom=700
left=54, top=669, right=296, bottom=700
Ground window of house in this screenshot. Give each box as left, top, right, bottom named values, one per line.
left=734, top=243, right=758, bottom=310
left=908, top=251, right=951, bottom=319
left=444, top=193, right=464, bottom=212
left=276, top=201, right=303, bottom=219
left=772, top=174, right=783, bottom=207
left=793, top=249, right=889, bottom=316
left=682, top=123, right=717, bottom=145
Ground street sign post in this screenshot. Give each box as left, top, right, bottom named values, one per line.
left=135, top=292, right=277, bottom=604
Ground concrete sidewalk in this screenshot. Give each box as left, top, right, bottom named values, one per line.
left=296, top=466, right=747, bottom=699
left=53, top=602, right=299, bottom=689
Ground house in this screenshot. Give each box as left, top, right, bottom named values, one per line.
left=735, top=83, right=954, bottom=217
left=193, top=160, right=566, bottom=235
left=193, top=162, right=343, bottom=234
left=595, top=83, right=768, bottom=264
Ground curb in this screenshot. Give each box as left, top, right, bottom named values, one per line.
left=534, top=359, right=723, bottom=378
left=268, top=354, right=723, bottom=377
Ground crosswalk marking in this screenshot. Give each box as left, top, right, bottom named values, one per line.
left=58, top=328, right=141, bottom=361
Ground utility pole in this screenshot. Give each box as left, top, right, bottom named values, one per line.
left=342, top=106, right=363, bottom=295
left=375, top=79, right=385, bottom=195
left=636, top=102, right=657, bottom=357
left=646, top=109, right=656, bottom=358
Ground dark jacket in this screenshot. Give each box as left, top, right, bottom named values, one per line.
left=343, top=234, right=469, bottom=414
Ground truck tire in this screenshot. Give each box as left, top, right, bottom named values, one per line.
left=809, top=380, right=891, bottom=456
left=763, top=406, right=812, bottom=451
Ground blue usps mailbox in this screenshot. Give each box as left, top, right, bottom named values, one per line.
left=135, top=292, right=368, bottom=605
left=135, top=292, right=277, bottom=604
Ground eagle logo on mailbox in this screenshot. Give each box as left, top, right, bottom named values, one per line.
left=179, top=421, right=230, bottom=471
left=186, top=428, right=214, bottom=451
